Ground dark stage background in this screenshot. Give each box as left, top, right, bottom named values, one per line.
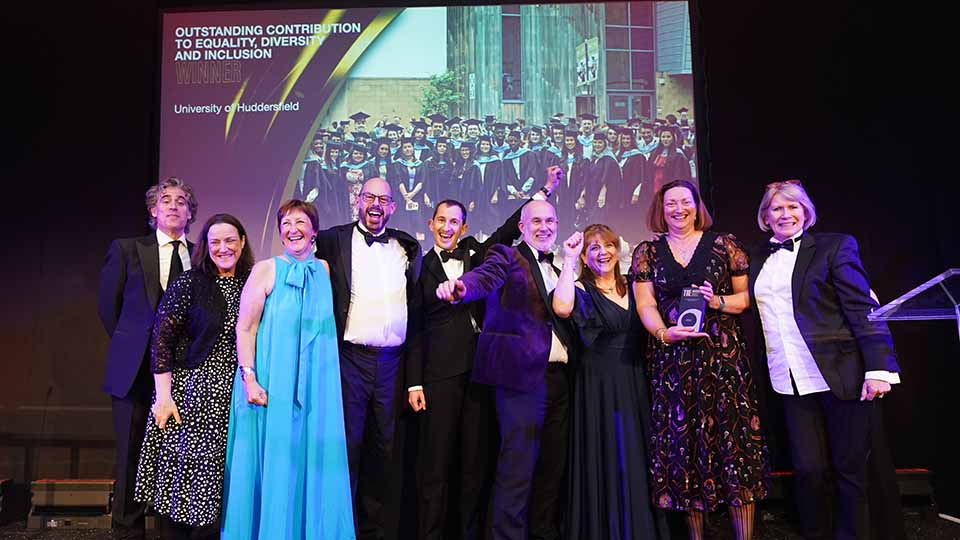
left=2, top=0, right=957, bottom=517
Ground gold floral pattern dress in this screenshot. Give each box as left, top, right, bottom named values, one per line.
left=631, top=231, right=769, bottom=511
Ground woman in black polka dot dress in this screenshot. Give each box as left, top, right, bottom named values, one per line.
left=134, top=214, right=254, bottom=539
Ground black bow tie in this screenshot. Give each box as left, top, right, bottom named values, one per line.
left=439, top=248, right=465, bottom=262
left=538, top=250, right=554, bottom=264
left=357, top=224, right=389, bottom=247
left=769, top=237, right=798, bottom=253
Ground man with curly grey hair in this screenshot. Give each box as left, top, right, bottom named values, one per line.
left=97, top=177, right=197, bottom=540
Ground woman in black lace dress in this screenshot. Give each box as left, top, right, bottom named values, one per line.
left=135, top=213, right=254, bottom=540
left=631, top=180, right=768, bottom=540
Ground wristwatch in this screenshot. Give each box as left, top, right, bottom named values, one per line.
left=717, top=295, right=725, bottom=311
left=539, top=186, right=551, bottom=198
left=239, top=366, right=256, bottom=381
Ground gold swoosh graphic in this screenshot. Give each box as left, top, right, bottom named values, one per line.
left=224, top=77, right=248, bottom=141
left=265, top=10, right=345, bottom=135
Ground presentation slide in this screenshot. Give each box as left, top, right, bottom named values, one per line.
left=159, top=2, right=699, bottom=254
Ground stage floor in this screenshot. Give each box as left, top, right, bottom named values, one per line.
left=1, top=502, right=958, bottom=539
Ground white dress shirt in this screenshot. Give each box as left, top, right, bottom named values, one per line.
left=524, top=242, right=568, bottom=364
left=754, top=233, right=899, bottom=396
left=157, top=229, right=191, bottom=291
left=343, top=224, right=409, bottom=347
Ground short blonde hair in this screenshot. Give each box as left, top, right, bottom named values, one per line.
left=757, top=180, right=818, bottom=232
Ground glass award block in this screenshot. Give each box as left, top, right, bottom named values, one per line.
left=868, top=268, right=960, bottom=339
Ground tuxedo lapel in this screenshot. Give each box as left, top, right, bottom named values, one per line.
left=791, top=232, right=817, bottom=312
left=519, top=243, right=550, bottom=309
left=337, top=224, right=354, bottom=293
left=748, top=246, right=771, bottom=303
left=136, top=235, right=161, bottom=310
left=424, top=250, right=449, bottom=283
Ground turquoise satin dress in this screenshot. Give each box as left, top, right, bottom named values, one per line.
left=221, top=256, right=355, bottom=539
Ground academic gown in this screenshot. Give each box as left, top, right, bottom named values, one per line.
left=387, top=159, right=428, bottom=235
left=583, top=152, right=622, bottom=226
left=617, top=150, right=648, bottom=240
left=500, top=148, right=540, bottom=200
left=472, top=155, right=504, bottom=233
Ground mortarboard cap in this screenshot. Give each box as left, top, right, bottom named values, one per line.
left=400, top=136, right=415, bottom=145
left=592, top=132, right=607, bottom=141
left=375, top=137, right=391, bottom=146
left=349, top=111, right=370, bottom=122
left=463, top=118, right=482, bottom=127
left=478, top=134, right=493, bottom=143
left=384, top=123, right=403, bottom=133
left=460, top=140, right=476, bottom=150
left=484, top=115, right=496, bottom=123
left=352, top=131, right=369, bottom=139
left=508, top=130, right=523, bottom=139
left=492, top=122, right=508, bottom=130
left=579, top=113, right=598, bottom=121
left=435, top=136, right=449, bottom=144
left=325, top=141, right=342, bottom=150
left=411, top=120, right=429, bottom=130
left=677, top=107, right=689, bottom=113
left=445, top=116, right=463, bottom=127
left=528, top=126, right=543, bottom=134
left=563, top=129, right=580, bottom=137
left=427, top=113, right=448, bottom=124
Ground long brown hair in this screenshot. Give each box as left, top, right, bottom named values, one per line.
left=578, top=224, right=627, bottom=296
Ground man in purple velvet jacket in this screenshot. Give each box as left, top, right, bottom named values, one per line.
left=436, top=200, right=576, bottom=540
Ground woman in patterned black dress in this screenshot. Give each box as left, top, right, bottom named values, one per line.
left=135, top=213, right=254, bottom=540
left=631, top=180, right=768, bottom=540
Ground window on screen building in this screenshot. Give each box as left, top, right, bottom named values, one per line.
left=502, top=6, right=522, bottom=101
left=605, top=2, right=656, bottom=121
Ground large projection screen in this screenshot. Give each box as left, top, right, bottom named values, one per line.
left=159, top=3, right=700, bottom=256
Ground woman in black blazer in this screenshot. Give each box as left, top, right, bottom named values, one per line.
left=748, top=180, right=901, bottom=540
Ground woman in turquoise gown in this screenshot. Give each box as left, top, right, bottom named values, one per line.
left=221, top=200, right=355, bottom=539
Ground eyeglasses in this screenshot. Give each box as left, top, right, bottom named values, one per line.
left=360, top=192, right=394, bottom=205
left=766, top=179, right=803, bottom=189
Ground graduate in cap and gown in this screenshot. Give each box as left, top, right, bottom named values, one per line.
left=319, top=142, right=348, bottom=224
left=350, top=111, right=371, bottom=133
left=389, top=136, right=429, bottom=237
left=426, top=136, right=455, bottom=206
left=578, top=113, right=598, bottom=159
left=491, top=123, right=510, bottom=156
left=583, top=132, right=622, bottom=226
left=451, top=140, right=481, bottom=208
left=411, top=120, right=435, bottom=163
left=298, top=131, right=325, bottom=203
left=426, top=113, right=448, bottom=146
left=637, top=122, right=659, bottom=158
left=385, top=123, right=404, bottom=156
left=502, top=130, right=539, bottom=200
left=340, top=142, right=378, bottom=222
left=371, top=137, right=394, bottom=182
left=556, top=129, right=589, bottom=239
left=616, top=126, right=649, bottom=240
left=445, top=117, right=464, bottom=149
left=463, top=118, right=483, bottom=143
left=473, top=135, right=505, bottom=234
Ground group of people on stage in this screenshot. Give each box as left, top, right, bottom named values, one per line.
left=99, top=162, right=902, bottom=540
left=296, top=109, right=697, bottom=245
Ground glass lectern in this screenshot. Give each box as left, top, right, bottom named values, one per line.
left=868, top=269, right=960, bottom=340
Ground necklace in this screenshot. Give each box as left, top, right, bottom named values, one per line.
left=666, top=231, right=702, bottom=266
